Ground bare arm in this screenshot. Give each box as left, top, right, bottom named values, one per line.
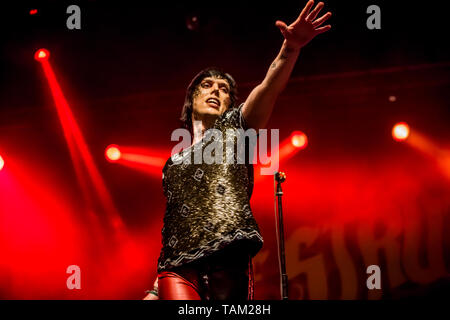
left=242, top=0, right=332, bottom=130
left=143, top=276, right=159, bottom=300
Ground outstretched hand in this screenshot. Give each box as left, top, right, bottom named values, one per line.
left=276, top=0, right=332, bottom=50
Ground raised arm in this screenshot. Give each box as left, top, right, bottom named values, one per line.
left=242, top=0, right=332, bottom=130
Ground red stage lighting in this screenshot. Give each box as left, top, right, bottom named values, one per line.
left=34, top=48, right=50, bottom=62
left=291, top=131, right=308, bottom=150
left=36, top=50, right=125, bottom=235
left=0, top=155, right=4, bottom=171
left=392, top=122, right=410, bottom=141
left=29, top=9, right=38, bottom=15
left=105, top=145, right=121, bottom=162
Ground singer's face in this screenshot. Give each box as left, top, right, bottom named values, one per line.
left=192, top=77, right=231, bottom=118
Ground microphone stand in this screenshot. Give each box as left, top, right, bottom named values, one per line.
left=275, top=171, right=288, bottom=300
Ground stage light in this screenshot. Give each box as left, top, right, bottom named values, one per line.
left=255, top=130, right=308, bottom=180
left=34, top=48, right=50, bottom=61
left=392, top=122, right=410, bottom=141
left=291, top=131, right=308, bottom=149
left=36, top=50, right=125, bottom=235
left=29, top=9, right=38, bottom=15
left=186, top=15, right=200, bottom=31
left=106, top=145, right=121, bottom=162
left=106, top=146, right=167, bottom=178
left=388, top=95, right=397, bottom=102
left=0, top=155, right=4, bottom=171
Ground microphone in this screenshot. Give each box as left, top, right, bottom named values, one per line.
left=275, top=171, right=286, bottom=183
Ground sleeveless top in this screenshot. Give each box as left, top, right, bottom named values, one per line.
left=157, top=103, right=264, bottom=272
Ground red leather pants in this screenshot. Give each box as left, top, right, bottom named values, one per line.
left=158, top=246, right=254, bottom=300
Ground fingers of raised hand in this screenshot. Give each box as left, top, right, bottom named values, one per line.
left=306, top=1, right=324, bottom=22
left=297, top=0, right=315, bottom=23
left=275, top=20, right=288, bottom=34
left=312, top=12, right=332, bottom=28
left=314, top=24, right=331, bottom=34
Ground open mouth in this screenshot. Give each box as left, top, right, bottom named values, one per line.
left=206, top=98, right=220, bottom=108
